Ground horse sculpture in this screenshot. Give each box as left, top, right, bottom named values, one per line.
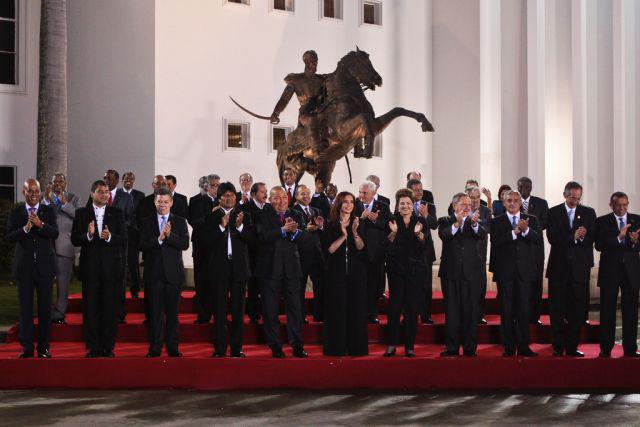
left=234, top=48, right=434, bottom=186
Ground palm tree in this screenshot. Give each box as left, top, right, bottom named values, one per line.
left=37, top=0, right=68, bottom=184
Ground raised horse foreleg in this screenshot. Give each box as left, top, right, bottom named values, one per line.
left=335, top=113, right=375, bottom=159
left=373, top=107, right=435, bottom=137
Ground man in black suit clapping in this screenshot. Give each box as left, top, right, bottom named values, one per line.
left=71, top=180, right=126, bottom=358
left=139, top=187, right=189, bottom=358
left=5, top=179, right=59, bottom=358
left=254, top=186, right=308, bottom=358
left=546, top=181, right=596, bottom=357
left=594, top=192, right=640, bottom=358
left=490, top=190, right=543, bottom=357
left=164, top=175, right=189, bottom=219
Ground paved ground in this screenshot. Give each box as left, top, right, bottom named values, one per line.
left=1, top=390, right=640, bottom=426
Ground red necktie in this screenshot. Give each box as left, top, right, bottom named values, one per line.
left=108, top=192, right=113, bottom=206
left=287, top=188, right=292, bottom=204
left=279, top=212, right=285, bottom=224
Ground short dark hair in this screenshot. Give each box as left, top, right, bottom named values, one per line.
left=105, top=169, right=119, bottom=180
left=610, top=191, right=628, bottom=204
left=155, top=187, right=173, bottom=199
left=250, top=182, right=266, bottom=196
left=518, top=176, right=532, bottom=185
left=563, top=181, right=583, bottom=197
left=165, top=174, right=177, bottom=185
left=394, top=188, right=414, bottom=212
left=91, top=180, right=107, bottom=193
left=406, top=179, right=422, bottom=190
left=217, top=182, right=237, bottom=199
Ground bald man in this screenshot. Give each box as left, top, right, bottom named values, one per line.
left=6, top=179, right=59, bottom=358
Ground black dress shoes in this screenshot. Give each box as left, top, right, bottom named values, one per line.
left=271, top=349, right=286, bottom=359
left=86, top=350, right=101, bottom=358
left=421, top=318, right=434, bottom=325
left=440, top=350, right=458, bottom=357
left=405, top=350, right=416, bottom=358
left=566, top=350, right=584, bottom=358
left=131, top=291, right=140, bottom=299
left=552, top=350, right=564, bottom=357
left=194, top=319, right=208, bottom=325
left=518, top=348, right=538, bottom=357
left=463, top=352, right=477, bottom=357
left=211, top=351, right=226, bottom=358
left=37, top=348, right=52, bottom=358
left=624, top=351, right=640, bottom=358
left=477, top=318, right=488, bottom=325
left=502, top=350, right=515, bottom=357
left=168, top=352, right=183, bottom=358
left=52, top=318, right=66, bottom=325
left=231, top=351, right=246, bottom=358
left=531, top=320, right=543, bottom=326
left=18, top=349, right=34, bottom=358
left=103, top=351, right=115, bottom=358
left=146, top=352, right=160, bottom=358
left=293, top=348, right=309, bottom=358
left=599, top=351, right=611, bottom=358
left=383, top=347, right=396, bottom=357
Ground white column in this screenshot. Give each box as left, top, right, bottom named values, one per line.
left=480, top=0, right=501, bottom=195
left=526, top=0, right=546, bottom=193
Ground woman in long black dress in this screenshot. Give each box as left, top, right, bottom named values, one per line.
left=323, top=191, right=368, bottom=356
left=384, top=188, right=428, bottom=358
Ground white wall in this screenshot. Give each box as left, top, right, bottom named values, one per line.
left=154, top=0, right=432, bottom=202
left=67, top=0, right=155, bottom=196
left=0, top=1, right=40, bottom=195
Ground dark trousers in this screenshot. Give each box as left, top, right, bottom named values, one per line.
left=116, top=242, right=128, bottom=323
left=82, top=277, right=117, bottom=353
left=419, top=263, right=434, bottom=321
left=246, top=276, right=261, bottom=321
left=529, top=254, right=545, bottom=322
left=17, top=268, right=53, bottom=351
left=499, top=278, right=531, bottom=353
left=387, top=273, right=421, bottom=350
left=213, top=261, right=247, bottom=354
left=126, top=239, right=141, bottom=293
left=147, top=279, right=180, bottom=354
left=599, top=277, right=639, bottom=355
left=193, top=252, right=212, bottom=323
left=261, top=277, right=303, bottom=350
left=478, top=263, right=488, bottom=320
left=442, top=278, right=479, bottom=354
left=299, top=262, right=324, bottom=322
left=549, top=276, right=588, bottom=353
left=366, top=261, right=385, bottom=321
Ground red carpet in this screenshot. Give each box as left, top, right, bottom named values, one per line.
left=2, top=291, right=637, bottom=391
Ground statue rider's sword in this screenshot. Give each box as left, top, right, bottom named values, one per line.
left=229, top=96, right=280, bottom=125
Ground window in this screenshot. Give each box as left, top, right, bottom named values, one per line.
left=0, top=166, right=16, bottom=202
left=319, top=0, right=342, bottom=20
left=271, top=0, right=294, bottom=12
left=360, top=0, right=382, bottom=26
left=0, top=0, right=17, bottom=85
left=224, top=0, right=250, bottom=6
left=270, top=125, right=292, bottom=152
left=223, top=119, right=250, bottom=151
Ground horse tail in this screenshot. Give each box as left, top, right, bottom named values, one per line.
left=345, top=155, right=352, bottom=184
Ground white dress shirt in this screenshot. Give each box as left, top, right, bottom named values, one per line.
left=507, top=212, right=529, bottom=240
left=23, top=203, right=40, bottom=233
left=87, top=204, right=111, bottom=242
left=615, top=213, right=629, bottom=243
left=252, top=198, right=264, bottom=210
left=451, top=215, right=480, bottom=234
left=218, top=208, right=244, bottom=257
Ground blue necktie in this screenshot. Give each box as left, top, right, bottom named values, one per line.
left=568, top=209, right=574, bottom=229
left=160, top=215, right=167, bottom=233
left=619, top=217, right=626, bottom=244
left=511, top=215, right=517, bottom=230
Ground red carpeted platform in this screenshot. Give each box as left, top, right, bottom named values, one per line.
left=1, top=291, right=638, bottom=391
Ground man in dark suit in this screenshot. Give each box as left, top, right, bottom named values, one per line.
left=164, top=174, right=189, bottom=219
left=446, top=179, right=490, bottom=216
left=517, top=176, right=549, bottom=325
left=546, top=181, right=596, bottom=357
left=490, top=190, right=543, bottom=357
left=282, top=167, right=298, bottom=208
left=202, top=182, right=253, bottom=357
left=594, top=191, right=640, bottom=358
left=5, top=179, right=59, bottom=358
left=254, top=186, right=308, bottom=358
left=438, top=192, right=488, bottom=357
left=239, top=181, right=268, bottom=324
left=292, top=184, right=325, bottom=323
left=466, top=186, right=492, bottom=324
left=311, top=179, right=332, bottom=219
left=236, top=172, right=253, bottom=206
left=356, top=180, right=391, bottom=323
left=366, top=174, right=391, bottom=206
left=407, top=179, right=438, bottom=324
left=139, top=187, right=189, bottom=358
left=187, top=173, right=220, bottom=324
left=122, top=171, right=145, bottom=299
left=71, top=180, right=126, bottom=358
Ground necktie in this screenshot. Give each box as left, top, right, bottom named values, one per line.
left=279, top=212, right=285, bottom=224
left=28, top=207, right=36, bottom=216
left=108, top=192, right=113, bottom=206
left=619, top=217, right=626, bottom=244
left=304, top=206, right=310, bottom=219
left=287, top=188, right=292, bottom=204
left=160, top=215, right=167, bottom=233
left=512, top=215, right=518, bottom=230
left=364, top=204, right=369, bottom=212
left=568, top=209, right=574, bottom=229
left=522, top=199, right=529, bottom=212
